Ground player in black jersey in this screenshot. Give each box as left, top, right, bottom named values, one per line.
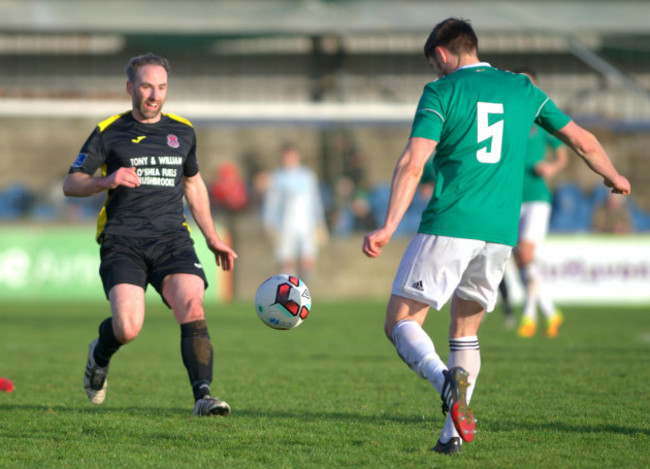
left=63, top=53, right=237, bottom=417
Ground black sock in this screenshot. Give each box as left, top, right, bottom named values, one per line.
left=93, top=317, right=122, bottom=367
left=181, top=320, right=214, bottom=401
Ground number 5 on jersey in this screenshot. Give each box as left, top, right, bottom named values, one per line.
left=477, top=102, right=504, bottom=163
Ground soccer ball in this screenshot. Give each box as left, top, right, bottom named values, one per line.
left=255, top=274, right=311, bottom=330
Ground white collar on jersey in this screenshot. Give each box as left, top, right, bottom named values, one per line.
left=457, top=62, right=491, bottom=71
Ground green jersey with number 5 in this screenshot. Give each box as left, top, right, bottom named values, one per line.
left=410, top=63, right=571, bottom=246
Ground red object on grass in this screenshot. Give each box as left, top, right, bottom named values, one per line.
left=0, top=378, right=14, bottom=392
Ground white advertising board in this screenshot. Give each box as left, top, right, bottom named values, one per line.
left=503, top=235, right=650, bottom=305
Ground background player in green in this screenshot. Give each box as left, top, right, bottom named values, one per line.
left=362, top=18, right=630, bottom=455
left=63, top=53, right=237, bottom=417
left=514, top=69, right=569, bottom=338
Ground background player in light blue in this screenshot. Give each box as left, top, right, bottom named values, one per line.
left=262, top=143, right=327, bottom=284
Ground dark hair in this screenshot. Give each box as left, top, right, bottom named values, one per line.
left=281, top=142, right=298, bottom=153
left=125, top=53, right=170, bottom=83
left=423, top=18, right=478, bottom=59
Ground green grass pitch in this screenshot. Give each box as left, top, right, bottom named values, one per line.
left=1, top=300, right=648, bottom=468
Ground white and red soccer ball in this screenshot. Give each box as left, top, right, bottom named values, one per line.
left=255, top=274, right=311, bottom=330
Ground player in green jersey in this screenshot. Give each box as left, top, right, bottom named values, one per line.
left=514, top=69, right=569, bottom=338
left=63, top=53, right=237, bottom=417
left=362, top=18, right=630, bottom=455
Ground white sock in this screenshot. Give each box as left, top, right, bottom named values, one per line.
left=440, top=414, right=459, bottom=444
left=520, top=264, right=539, bottom=321
left=439, top=336, right=481, bottom=443
left=448, top=336, right=480, bottom=401
left=537, top=281, right=557, bottom=320
left=391, top=320, right=447, bottom=394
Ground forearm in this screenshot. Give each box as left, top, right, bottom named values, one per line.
left=362, top=137, right=436, bottom=258
left=556, top=123, right=621, bottom=183
left=62, top=172, right=107, bottom=197
left=382, top=137, right=436, bottom=233
left=193, top=207, right=220, bottom=243
left=383, top=155, right=424, bottom=233
left=185, top=175, right=220, bottom=242
left=575, top=136, right=620, bottom=182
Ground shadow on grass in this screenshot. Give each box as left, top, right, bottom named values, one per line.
left=0, top=403, right=189, bottom=418
left=478, top=415, right=649, bottom=437
left=0, top=403, right=425, bottom=425
left=1, top=403, right=648, bottom=437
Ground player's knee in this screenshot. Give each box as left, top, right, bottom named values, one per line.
left=384, top=318, right=397, bottom=342
left=179, top=297, right=205, bottom=323
left=384, top=296, right=408, bottom=342
left=114, top=323, right=141, bottom=344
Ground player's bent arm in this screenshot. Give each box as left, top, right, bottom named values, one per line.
left=363, top=137, right=437, bottom=258
left=183, top=173, right=238, bottom=268
left=554, top=121, right=631, bottom=194
left=63, top=172, right=106, bottom=197
left=383, top=137, right=438, bottom=233
left=183, top=173, right=220, bottom=241
left=63, top=167, right=140, bottom=197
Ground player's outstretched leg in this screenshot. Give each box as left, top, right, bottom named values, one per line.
left=432, top=436, right=462, bottom=455
left=440, top=366, right=476, bottom=442
left=193, top=395, right=231, bottom=417
left=84, top=338, right=108, bottom=404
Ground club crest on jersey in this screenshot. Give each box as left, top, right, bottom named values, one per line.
left=167, top=134, right=180, bottom=148
left=71, top=153, right=88, bottom=168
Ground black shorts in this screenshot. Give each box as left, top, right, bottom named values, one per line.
left=99, top=233, right=208, bottom=305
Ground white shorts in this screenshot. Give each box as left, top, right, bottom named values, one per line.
left=391, top=234, right=512, bottom=312
left=276, top=230, right=316, bottom=263
left=518, top=202, right=551, bottom=245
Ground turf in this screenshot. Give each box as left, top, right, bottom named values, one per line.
left=1, top=300, right=648, bottom=468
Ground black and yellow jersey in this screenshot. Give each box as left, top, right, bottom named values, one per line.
left=69, top=111, right=199, bottom=242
